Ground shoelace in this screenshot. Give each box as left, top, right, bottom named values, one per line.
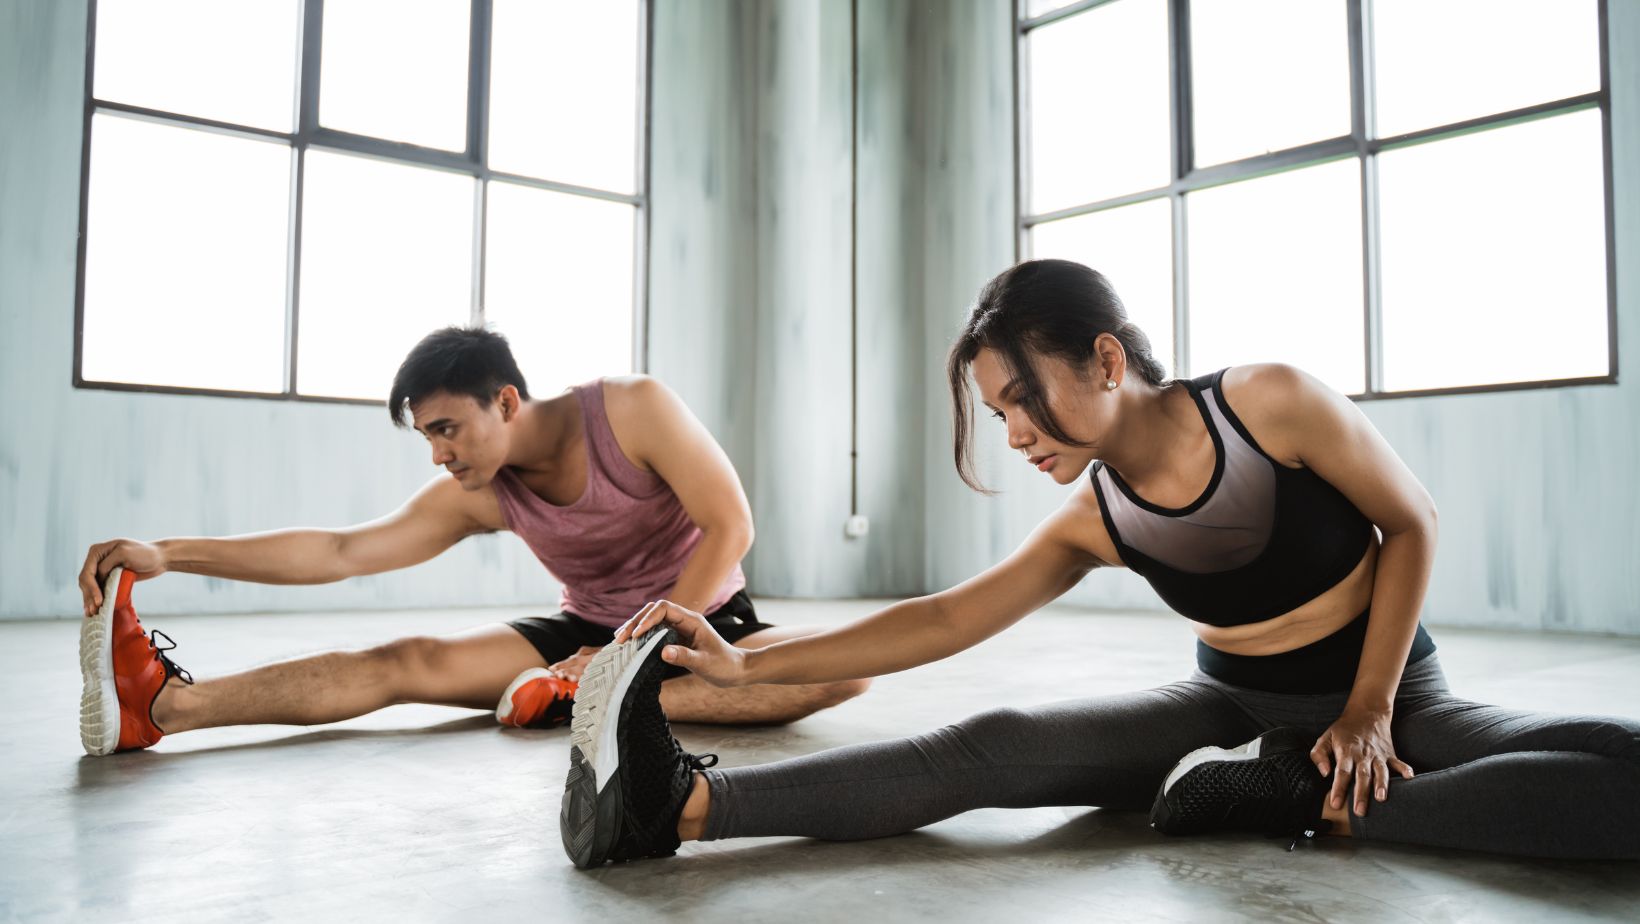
left=149, top=630, right=195, bottom=685
left=1282, top=797, right=1330, bottom=851
left=684, top=751, right=719, bottom=772
left=1285, top=825, right=1321, bottom=852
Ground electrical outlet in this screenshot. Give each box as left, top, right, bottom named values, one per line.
left=844, top=514, right=870, bottom=539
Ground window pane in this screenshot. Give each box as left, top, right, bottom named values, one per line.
left=297, top=150, right=474, bottom=400
left=1374, top=0, right=1599, bottom=138
left=93, top=0, right=300, bottom=132
left=82, top=115, right=290, bottom=392
left=1027, top=0, right=1171, bottom=214
left=1186, top=159, right=1364, bottom=394
left=1191, top=0, right=1350, bottom=167
left=489, top=0, right=640, bottom=194
left=1378, top=110, right=1607, bottom=392
left=319, top=0, right=470, bottom=150
left=483, top=183, right=636, bottom=393
left=1030, top=198, right=1175, bottom=378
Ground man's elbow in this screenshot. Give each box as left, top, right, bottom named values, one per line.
left=325, top=534, right=364, bottom=583
left=720, top=520, right=754, bottom=558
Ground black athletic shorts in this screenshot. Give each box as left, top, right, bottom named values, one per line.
left=505, top=591, right=769, bottom=680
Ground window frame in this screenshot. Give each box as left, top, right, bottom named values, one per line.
left=1014, top=0, right=1617, bottom=400
left=73, top=0, right=653, bottom=406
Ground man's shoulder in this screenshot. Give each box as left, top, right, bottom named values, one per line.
left=415, top=472, right=507, bottom=533
left=600, top=374, right=683, bottom=434
left=600, top=373, right=668, bottom=408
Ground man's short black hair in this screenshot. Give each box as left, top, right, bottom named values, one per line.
left=388, top=326, right=531, bottom=427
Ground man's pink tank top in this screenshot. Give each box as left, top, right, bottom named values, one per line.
left=489, top=380, right=746, bottom=628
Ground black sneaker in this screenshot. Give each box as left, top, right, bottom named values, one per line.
left=1149, top=727, right=1330, bottom=850
left=560, top=627, right=717, bottom=868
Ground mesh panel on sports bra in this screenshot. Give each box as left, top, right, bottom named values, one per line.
left=1094, top=385, right=1275, bottom=574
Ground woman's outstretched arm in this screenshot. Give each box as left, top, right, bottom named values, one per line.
left=614, top=490, right=1106, bottom=687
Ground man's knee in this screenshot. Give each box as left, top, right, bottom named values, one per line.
left=366, top=636, right=451, bottom=700
left=792, top=677, right=871, bottom=718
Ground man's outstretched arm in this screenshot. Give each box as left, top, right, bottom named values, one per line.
left=77, top=475, right=483, bottom=616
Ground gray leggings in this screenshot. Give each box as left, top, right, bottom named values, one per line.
left=701, top=656, right=1640, bottom=859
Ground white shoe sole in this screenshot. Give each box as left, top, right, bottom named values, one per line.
left=561, top=628, right=674, bottom=868
left=569, top=628, right=671, bottom=793
left=494, top=667, right=554, bottom=726
left=78, top=567, right=124, bottom=757
left=1161, top=734, right=1267, bottom=795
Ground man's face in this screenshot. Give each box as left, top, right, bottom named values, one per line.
left=409, top=390, right=510, bottom=490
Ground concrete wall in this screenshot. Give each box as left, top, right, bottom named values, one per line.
left=650, top=0, right=930, bottom=598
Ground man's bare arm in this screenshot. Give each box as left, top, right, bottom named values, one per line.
left=78, top=475, right=483, bottom=615
left=608, top=376, right=754, bottom=613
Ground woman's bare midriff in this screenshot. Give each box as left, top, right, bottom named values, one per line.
left=1189, top=536, right=1380, bottom=656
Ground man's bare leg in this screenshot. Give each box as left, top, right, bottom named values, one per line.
left=149, top=625, right=547, bottom=733
left=149, top=624, right=865, bottom=735
left=659, top=627, right=870, bottom=725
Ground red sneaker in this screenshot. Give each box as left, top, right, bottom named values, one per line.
left=496, top=668, right=577, bottom=729
left=79, top=567, right=193, bottom=755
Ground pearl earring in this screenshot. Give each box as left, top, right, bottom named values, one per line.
left=1105, top=379, right=1118, bottom=391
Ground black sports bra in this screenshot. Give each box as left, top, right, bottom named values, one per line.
left=1089, top=368, right=1374, bottom=627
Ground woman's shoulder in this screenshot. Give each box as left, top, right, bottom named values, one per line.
left=1055, top=475, right=1125, bottom=569
left=1218, top=363, right=1344, bottom=469
left=1219, top=362, right=1310, bottom=398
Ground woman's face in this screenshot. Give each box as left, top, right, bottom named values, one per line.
left=972, top=346, right=1113, bottom=486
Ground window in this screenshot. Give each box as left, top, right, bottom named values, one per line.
left=76, top=0, right=647, bottom=403
left=1018, top=0, right=1613, bottom=398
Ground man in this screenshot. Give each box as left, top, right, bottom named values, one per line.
left=76, top=327, right=867, bottom=756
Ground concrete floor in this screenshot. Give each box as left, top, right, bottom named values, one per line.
left=2, top=599, right=1638, bottom=923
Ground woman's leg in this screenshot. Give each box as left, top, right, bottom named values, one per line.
left=700, top=681, right=1263, bottom=842
left=1357, top=691, right=1640, bottom=859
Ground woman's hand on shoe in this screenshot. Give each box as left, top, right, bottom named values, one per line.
left=615, top=599, right=749, bottom=687
left=1310, top=707, right=1414, bottom=817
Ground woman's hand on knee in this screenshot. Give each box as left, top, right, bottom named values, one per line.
left=1310, top=708, right=1415, bottom=817
left=615, top=600, right=749, bottom=688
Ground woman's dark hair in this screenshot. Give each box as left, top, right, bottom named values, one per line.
left=388, top=326, right=531, bottom=427
left=947, top=259, right=1168, bottom=492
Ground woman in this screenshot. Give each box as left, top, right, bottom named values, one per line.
left=559, top=259, right=1640, bottom=867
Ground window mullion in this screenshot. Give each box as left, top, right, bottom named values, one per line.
left=1598, top=0, right=1618, bottom=381
left=471, top=179, right=487, bottom=328
left=1168, top=0, right=1193, bottom=185
left=467, top=0, right=493, bottom=326
left=73, top=0, right=101, bottom=392
left=1168, top=0, right=1193, bottom=376
left=289, top=0, right=325, bottom=397
left=1349, top=0, right=1381, bottom=396
left=634, top=0, right=654, bottom=373
left=467, top=0, right=493, bottom=169
left=298, top=0, right=322, bottom=138
left=285, top=148, right=308, bottom=397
